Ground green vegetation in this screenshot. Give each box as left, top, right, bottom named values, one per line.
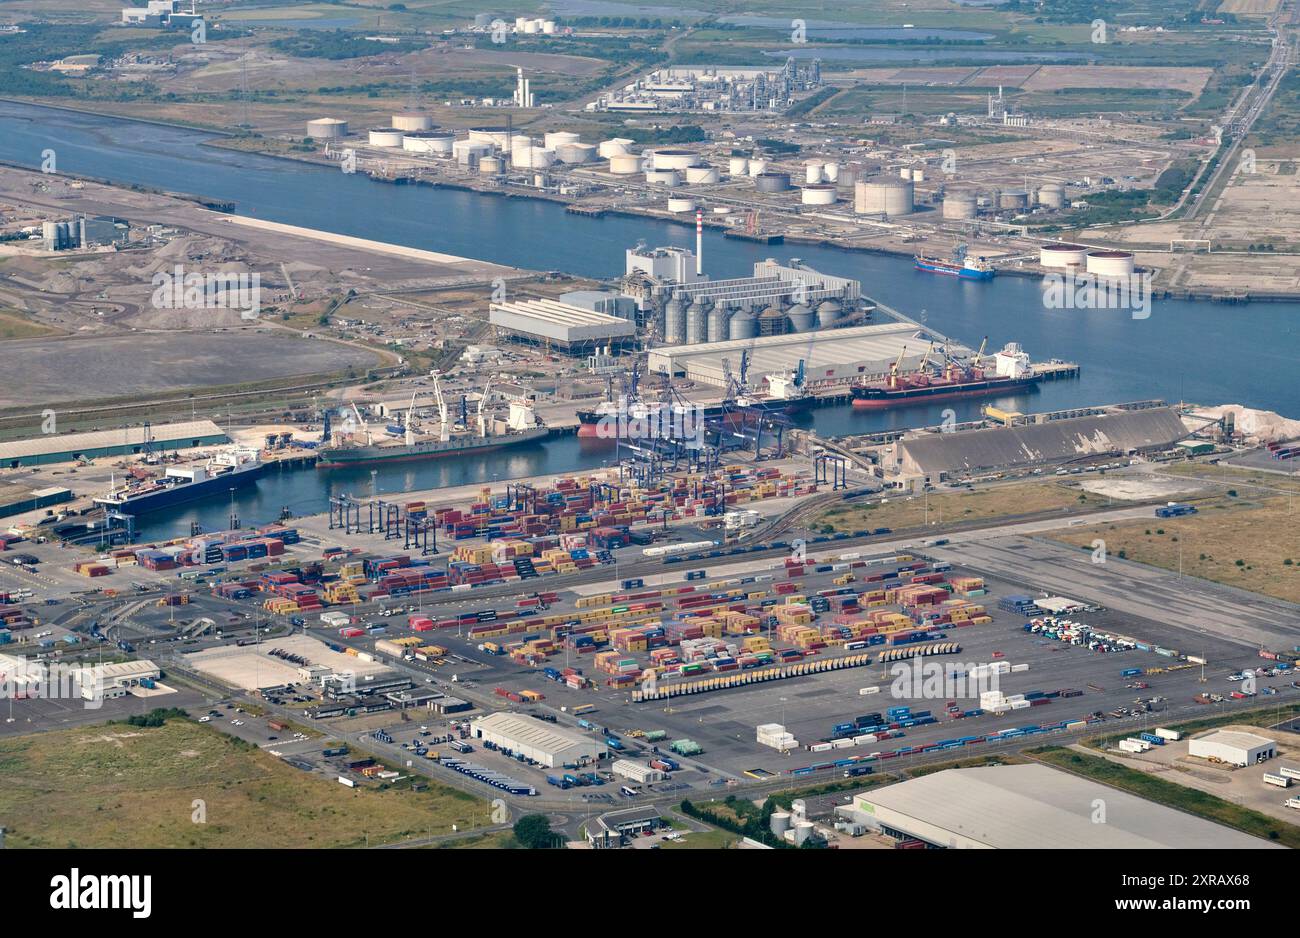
left=512, top=814, right=563, bottom=849
left=270, top=30, right=428, bottom=59
left=1031, top=747, right=1300, bottom=847
left=116, top=706, right=189, bottom=728
left=0, top=717, right=489, bottom=848
left=620, top=124, right=707, bottom=145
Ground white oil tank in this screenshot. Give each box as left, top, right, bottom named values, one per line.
left=306, top=117, right=348, bottom=139
left=392, top=112, right=433, bottom=132
left=729, top=157, right=749, bottom=177
left=1039, top=242, right=1090, bottom=268
left=653, top=149, right=699, bottom=171
left=800, top=183, right=837, bottom=205
left=608, top=153, right=641, bottom=174
left=1086, top=250, right=1135, bottom=278
left=645, top=168, right=681, bottom=187
left=367, top=127, right=405, bottom=148
left=805, top=160, right=824, bottom=184
left=749, top=159, right=768, bottom=176
left=855, top=176, right=914, bottom=216
left=823, top=162, right=840, bottom=182
left=544, top=131, right=581, bottom=150
left=1038, top=184, right=1066, bottom=209
left=599, top=138, right=635, bottom=158
left=666, top=197, right=695, bottom=213
left=684, top=165, right=719, bottom=184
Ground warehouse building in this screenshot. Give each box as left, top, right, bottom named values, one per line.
left=0, top=485, right=73, bottom=520
left=886, top=405, right=1188, bottom=483
left=70, top=659, right=161, bottom=700
left=612, top=759, right=665, bottom=784
left=1188, top=730, right=1277, bottom=767
left=648, top=323, right=950, bottom=390
left=843, top=764, right=1280, bottom=848
left=0, top=420, right=228, bottom=468
left=471, top=712, right=606, bottom=767
left=490, top=299, right=637, bottom=355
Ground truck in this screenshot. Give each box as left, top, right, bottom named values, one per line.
left=1153, top=727, right=1182, bottom=741
left=1155, top=503, right=1197, bottom=518
left=1138, top=732, right=1166, bottom=746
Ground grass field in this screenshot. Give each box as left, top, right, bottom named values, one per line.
left=1051, top=493, right=1300, bottom=603
left=1031, top=746, right=1300, bottom=847
left=814, top=480, right=1117, bottom=535
left=0, top=716, right=490, bottom=848
left=0, top=310, right=63, bottom=339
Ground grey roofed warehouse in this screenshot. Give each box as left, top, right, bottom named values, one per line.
left=846, top=764, right=1281, bottom=849
left=0, top=420, right=227, bottom=468
left=471, top=712, right=606, bottom=767
left=489, top=298, right=636, bottom=354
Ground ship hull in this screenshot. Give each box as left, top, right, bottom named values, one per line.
left=93, top=463, right=263, bottom=514
left=315, top=426, right=549, bottom=467
left=914, top=258, right=995, bottom=281
left=852, top=376, right=1038, bottom=410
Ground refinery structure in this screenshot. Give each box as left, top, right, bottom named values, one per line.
left=592, top=60, right=823, bottom=113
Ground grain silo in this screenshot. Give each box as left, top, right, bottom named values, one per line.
left=306, top=117, right=348, bottom=139
left=664, top=294, right=687, bottom=344
left=1038, top=184, right=1065, bottom=209
left=758, top=304, right=788, bottom=337
left=728, top=308, right=758, bottom=341
left=787, top=303, right=815, bottom=332
left=707, top=304, right=730, bottom=343
left=392, top=112, right=433, bottom=132
left=685, top=298, right=710, bottom=344
left=816, top=298, right=843, bottom=327
left=855, top=176, right=914, bottom=216
left=942, top=189, right=979, bottom=220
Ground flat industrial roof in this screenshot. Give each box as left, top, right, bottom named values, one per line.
left=475, top=711, right=604, bottom=757
left=857, top=764, right=1281, bottom=849
left=648, top=323, right=957, bottom=383
left=1193, top=730, right=1276, bottom=750
left=0, top=420, right=225, bottom=461
left=490, top=300, right=635, bottom=343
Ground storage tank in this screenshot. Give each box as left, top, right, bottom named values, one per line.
left=770, top=812, right=792, bottom=836
left=664, top=294, right=687, bottom=344
left=823, top=162, right=840, bottom=183
left=392, top=112, right=433, bottom=132
left=453, top=139, right=493, bottom=163
left=542, top=20, right=557, bottom=34
left=707, top=304, right=730, bottom=343
left=367, top=127, right=405, bottom=148
left=754, top=171, right=791, bottom=193
left=728, top=308, right=758, bottom=341
left=855, top=176, right=914, bottom=216
left=402, top=132, right=454, bottom=155
left=748, top=159, right=768, bottom=176
left=468, top=126, right=512, bottom=148
left=911, top=168, right=925, bottom=183
left=1000, top=189, right=1029, bottom=211
left=55, top=221, right=69, bottom=249
left=529, top=148, right=557, bottom=169
left=792, top=821, right=815, bottom=846
left=942, top=190, right=979, bottom=220
left=729, top=157, right=749, bottom=177
left=835, top=163, right=857, bottom=192
left=306, top=117, right=348, bottom=139
left=1086, top=250, right=1135, bottom=278
left=1038, top=184, right=1065, bottom=209
left=645, top=169, right=681, bottom=187
left=599, top=138, right=635, bottom=158
left=479, top=156, right=504, bottom=175
left=685, top=298, right=710, bottom=344
left=800, top=183, right=837, bottom=206
left=608, top=153, right=641, bottom=175
left=684, top=164, right=719, bottom=184
left=900, top=166, right=912, bottom=180
left=805, top=160, right=824, bottom=184
left=666, top=197, right=695, bottom=213
left=652, top=149, right=699, bottom=171
left=555, top=143, right=596, bottom=164
left=787, top=302, right=815, bottom=332
left=544, top=131, right=581, bottom=150
left=1039, top=242, right=1090, bottom=269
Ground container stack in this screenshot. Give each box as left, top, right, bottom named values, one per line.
left=757, top=723, right=799, bottom=750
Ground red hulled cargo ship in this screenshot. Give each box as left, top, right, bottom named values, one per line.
left=852, top=340, right=1039, bottom=410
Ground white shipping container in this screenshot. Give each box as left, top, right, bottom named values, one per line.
left=1010, top=663, right=1030, bottom=672
left=992, top=662, right=1011, bottom=674
left=1154, top=727, right=1182, bottom=741
left=1279, top=765, right=1300, bottom=780
left=853, top=734, right=877, bottom=746
left=810, top=742, right=833, bottom=752
left=1117, top=740, right=1145, bottom=753
left=859, top=686, right=880, bottom=695
left=1011, top=700, right=1031, bottom=710
left=338, top=776, right=356, bottom=787
left=833, top=738, right=854, bottom=749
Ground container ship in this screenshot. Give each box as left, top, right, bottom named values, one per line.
left=914, top=245, right=995, bottom=281
left=94, top=449, right=263, bottom=514
left=577, top=364, right=813, bottom=439
left=852, top=340, right=1039, bottom=410
left=316, top=380, right=548, bottom=468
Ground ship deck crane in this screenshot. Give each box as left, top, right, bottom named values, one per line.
left=430, top=371, right=449, bottom=442
left=351, top=402, right=372, bottom=446
left=404, top=389, right=417, bottom=447
left=476, top=374, right=496, bottom=438
left=887, top=345, right=907, bottom=390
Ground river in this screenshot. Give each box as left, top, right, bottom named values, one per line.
left=2, top=100, right=1294, bottom=538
